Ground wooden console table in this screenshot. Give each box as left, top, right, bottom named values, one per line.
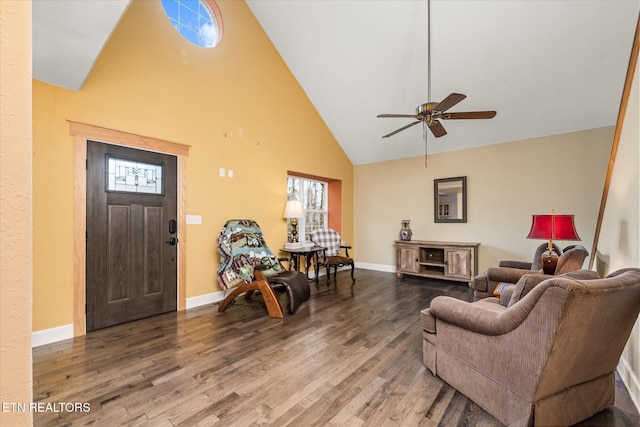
left=395, top=240, right=480, bottom=285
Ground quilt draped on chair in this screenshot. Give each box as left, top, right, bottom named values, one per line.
left=216, top=219, right=283, bottom=290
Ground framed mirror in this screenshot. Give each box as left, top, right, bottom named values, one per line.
left=434, top=176, right=467, bottom=223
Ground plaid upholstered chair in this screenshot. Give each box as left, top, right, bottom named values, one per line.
left=310, top=228, right=355, bottom=284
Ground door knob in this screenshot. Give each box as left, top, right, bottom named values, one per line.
left=165, top=237, right=178, bottom=246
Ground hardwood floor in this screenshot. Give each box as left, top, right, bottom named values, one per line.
left=33, top=269, right=640, bottom=426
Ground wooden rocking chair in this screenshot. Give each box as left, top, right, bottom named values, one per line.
left=217, top=267, right=285, bottom=318
left=216, top=219, right=310, bottom=318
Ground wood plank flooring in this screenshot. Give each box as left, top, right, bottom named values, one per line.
left=33, top=269, right=640, bottom=426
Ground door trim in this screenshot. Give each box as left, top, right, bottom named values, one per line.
left=70, top=121, right=190, bottom=337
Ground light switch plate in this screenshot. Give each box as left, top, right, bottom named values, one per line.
left=186, top=215, right=202, bottom=225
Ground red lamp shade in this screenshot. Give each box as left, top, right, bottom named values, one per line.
left=527, top=213, right=580, bottom=275
left=527, top=214, right=580, bottom=241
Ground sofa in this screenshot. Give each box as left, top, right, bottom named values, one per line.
left=470, top=244, right=588, bottom=301
left=421, top=268, right=640, bottom=426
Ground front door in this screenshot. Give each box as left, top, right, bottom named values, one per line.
left=86, top=141, right=178, bottom=331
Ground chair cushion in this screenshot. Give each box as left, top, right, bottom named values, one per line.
left=322, top=255, right=353, bottom=266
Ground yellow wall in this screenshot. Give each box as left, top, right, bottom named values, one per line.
left=354, top=127, right=613, bottom=273
left=32, top=0, right=353, bottom=331
left=0, top=0, right=33, bottom=424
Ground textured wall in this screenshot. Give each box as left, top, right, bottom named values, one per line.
left=0, top=1, right=33, bottom=425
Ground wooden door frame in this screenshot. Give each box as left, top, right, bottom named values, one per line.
left=70, top=121, right=190, bottom=336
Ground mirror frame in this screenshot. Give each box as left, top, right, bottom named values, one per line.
left=434, top=176, right=467, bottom=223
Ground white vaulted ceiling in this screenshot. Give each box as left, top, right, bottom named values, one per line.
left=32, top=0, right=131, bottom=91
left=33, top=0, right=640, bottom=164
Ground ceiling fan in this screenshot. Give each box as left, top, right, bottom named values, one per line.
left=378, top=94, right=496, bottom=138
left=377, top=0, right=496, bottom=139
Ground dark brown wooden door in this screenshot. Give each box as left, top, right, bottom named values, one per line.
left=86, top=141, right=178, bottom=331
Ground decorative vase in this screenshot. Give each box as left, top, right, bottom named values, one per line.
left=400, top=220, right=412, bottom=241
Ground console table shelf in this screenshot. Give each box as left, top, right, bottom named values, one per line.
left=395, top=240, right=480, bottom=285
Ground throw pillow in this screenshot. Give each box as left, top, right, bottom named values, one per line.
left=499, top=286, right=514, bottom=307
left=508, top=274, right=549, bottom=307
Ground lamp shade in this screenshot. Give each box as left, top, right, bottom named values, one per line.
left=527, top=214, right=580, bottom=241
left=283, top=200, right=304, bottom=219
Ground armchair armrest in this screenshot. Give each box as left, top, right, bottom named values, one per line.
left=340, top=244, right=351, bottom=257
left=429, top=296, right=532, bottom=336
left=315, top=246, right=328, bottom=258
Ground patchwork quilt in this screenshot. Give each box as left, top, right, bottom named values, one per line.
left=216, top=219, right=283, bottom=290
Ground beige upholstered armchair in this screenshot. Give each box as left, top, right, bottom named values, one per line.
left=470, top=243, right=588, bottom=300
left=421, top=268, right=640, bottom=427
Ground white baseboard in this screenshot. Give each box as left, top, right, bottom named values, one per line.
left=186, top=290, right=226, bottom=309
left=618, top=355, right=640, bottom=412
left=32, top=265, right=397, bottom=347
left=32, top=324, right=74, bottom=348
left=355, top=262, right=396, bottom=273
left=32, top=292, right=227, bottom=348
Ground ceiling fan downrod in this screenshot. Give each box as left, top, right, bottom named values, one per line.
left=376, top=0, right=497, bottom=147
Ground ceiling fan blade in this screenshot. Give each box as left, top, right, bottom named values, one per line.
left=428, top=120, right=447, bottom=138
left=433, top=93, right=466, bottom=113
left=377, top=113, right=418, bottom=118
left=442, top=111, right=497, bottom=120
left=382, top=120, right=422, bottom=138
